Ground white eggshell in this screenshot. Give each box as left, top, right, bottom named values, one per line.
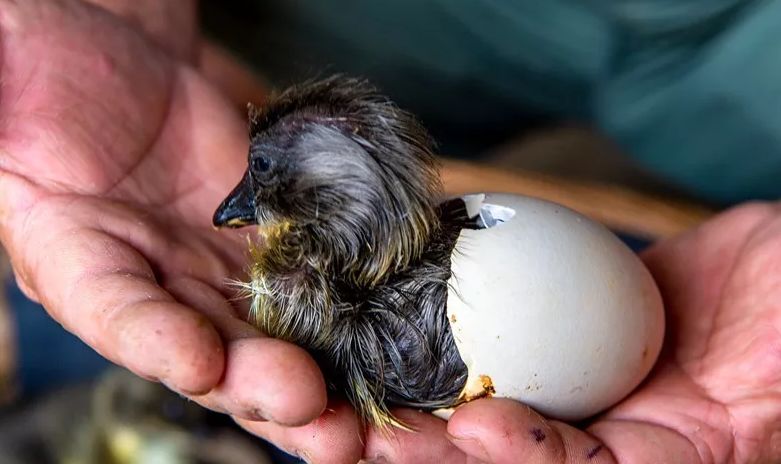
left=438, top=193, right=664, bottom=421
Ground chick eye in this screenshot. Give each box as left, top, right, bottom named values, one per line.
left=252, top=156, right=272, bottom=174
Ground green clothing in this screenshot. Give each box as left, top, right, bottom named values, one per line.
left=204, top=0, right=781, bottom=205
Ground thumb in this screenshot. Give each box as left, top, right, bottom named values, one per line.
left=446, top=398, right=614, bottom=464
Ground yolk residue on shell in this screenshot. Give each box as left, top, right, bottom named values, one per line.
left=457, top=374, right=496, bottom=405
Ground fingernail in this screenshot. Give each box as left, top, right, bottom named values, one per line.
left=162, top=379, right=210, bottom=397
left=293, top=449, right=314, bottom=464
left=247, top=407, right=270, bottom=422
left=140, top=373, right=161, bottom=384
left=446, top=433, right=491, bottom=462
left=360, top=457, right=389, bottom=464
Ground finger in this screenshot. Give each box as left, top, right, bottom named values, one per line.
left=363, top=409, right=466, bottom=463
left=447, top=398, right=615, bottom=464
left=588, top=420, right=701, bottom=463
left=44, top=227, right=324, bottom=425
left=164, top=276, right=258, bottom=339
left=236, top=400, right=364, bottom=464
left=640, top=202, right=779, bottom=357
left=1, top=174, right=326, bottom=425
left=0, top=178, right=222, bottom=394
left=11, top=266, right=40, bottom=303
left=81, top=0, right=198, bottom=61
left=0, top=173, right=42, bottom=301
left=641, top=201, right=777, bottom=303
left=201, top=337, right=327, bottom=425
left=166, top=277, right=328, bottom=426
left=31, top=225, right=225, bottom=395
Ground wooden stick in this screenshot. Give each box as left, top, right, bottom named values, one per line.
left=442, top=160, right=715, bottom=240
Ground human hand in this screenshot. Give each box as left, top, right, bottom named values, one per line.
left=425, top=202, right=780, bottom=463
left=80, top=0, right=199, bottom=60
left=0, top=0, right=327, bottom=440
left=253, top=202, right=780, bottom=463
left=5, top=3, right=778, bottom=464
left=0, top=4, right=577, bottom=461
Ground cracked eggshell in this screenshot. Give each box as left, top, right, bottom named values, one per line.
left=438, top=193, right=664, bottom=421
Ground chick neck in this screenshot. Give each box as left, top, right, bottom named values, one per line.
left=260, top=212, right=435, bottom=286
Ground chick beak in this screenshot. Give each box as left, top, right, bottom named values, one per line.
left=213, top=172, right=258, bottom=228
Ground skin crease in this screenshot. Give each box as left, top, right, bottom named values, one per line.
left=0, top=1, right=779, bottom=463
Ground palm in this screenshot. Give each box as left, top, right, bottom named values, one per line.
left=1, top=0, right=249, bottom=321
left=595, top=204, right=781, bottom=463
left=431, top=204, right=781, bottom=464
left=3, top=3, right=779, bottom=463
left=0, top=0, right=326, bottom=431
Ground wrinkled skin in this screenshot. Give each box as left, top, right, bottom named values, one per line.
left=0, top=1, right=779, bottom=463
left=436, top=203, right=781, bottom=463
left=0, top=0, right=328, bottom=431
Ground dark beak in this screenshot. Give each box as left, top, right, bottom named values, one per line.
left=213, top=172, right=258, bottom=228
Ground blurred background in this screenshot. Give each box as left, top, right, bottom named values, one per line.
left=3, top=0, right=780, bottom=462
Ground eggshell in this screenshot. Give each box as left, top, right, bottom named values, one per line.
left=437, top=193, right=664, bottom=421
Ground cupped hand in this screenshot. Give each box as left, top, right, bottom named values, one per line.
left=0, top=3, right=493, bottom=461
left=421, top=202, right=780, bottom=464
left=0, top=0, right=332, bottom=453
left=286, top=200, right=781, bottom=464
left=3, top=3, right=779, bottom=464
left=279, top=200, right=778, bottom=464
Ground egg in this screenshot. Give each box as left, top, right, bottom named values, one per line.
left=435, top=193, right=665, bottom=421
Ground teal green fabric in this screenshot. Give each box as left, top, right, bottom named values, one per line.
left=596, top=0, right=781, bottom=204
left=204, top=0, right=781, bottom=205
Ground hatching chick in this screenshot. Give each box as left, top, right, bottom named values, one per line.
left=213, top=76, right=471, bottom=429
